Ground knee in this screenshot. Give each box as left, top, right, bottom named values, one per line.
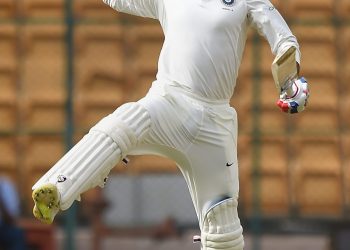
left=200, top=197, right=244, bottom=250
left=91, top=102, right=151, bottom=155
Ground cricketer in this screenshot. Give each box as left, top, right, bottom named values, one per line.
left=32, top=0, right=309, bottom=249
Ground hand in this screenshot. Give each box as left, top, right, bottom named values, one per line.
left=276, top=77, right=309, bottom=114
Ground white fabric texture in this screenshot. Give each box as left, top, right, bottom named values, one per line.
left=103, top=0, right=300, bottom=101
left=134, top=81, right=240, bottom=226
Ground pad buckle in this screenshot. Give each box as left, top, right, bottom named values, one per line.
left=193, top=235, right=201, bottom=243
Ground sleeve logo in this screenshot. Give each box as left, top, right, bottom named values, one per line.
left=57, top=175, right=67, bottom=183
left=221, top=0, right=235, bottom=6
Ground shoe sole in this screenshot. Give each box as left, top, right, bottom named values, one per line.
left=32, top=183, right=60, bottom=224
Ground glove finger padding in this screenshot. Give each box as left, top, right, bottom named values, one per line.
left=276, top=77, right=309, bottom=114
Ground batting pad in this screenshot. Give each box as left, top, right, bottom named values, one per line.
left=201, top=198, right=244, bottom=250
left=32, top=102, right=151, bottom=210
left=32, top=131, right=121, bottom=210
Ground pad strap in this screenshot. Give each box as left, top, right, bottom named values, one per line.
left=91, top=102, right=151, bottom=157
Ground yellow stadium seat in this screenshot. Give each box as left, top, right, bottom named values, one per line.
left=0, top=136, right=17, bottom=170
left=259, top=137, right=289, bottom=175
left=236, top=110, right=253, bottom=135
left=74, top=0, right=120, bottom=20
left=292, top=24, right=336, bottom=43
left=237, top=135, right=252, bottom=167
left=337, top=0, right=350, bottom=18
left=20, top=0, right=63, bottom=18
left=340, top=26, right=350, bottom=91
left=128, top=24, right=164, bottom=74
left=296, top=176, right=343, bottom=216
left=22, top=135, right=64, bottom=213
left=238, top=30, right=255, bottom=77
left=334, top=25, right=348, bottom=127
left=231, top=76, right=253, bottom=112
left=260, top=42, right=275, bottom=76
left=126, top=24, right=164, bottom=101
left=291, top=25, right=337, bottom=77
left=243, top=38, right=276, bottom=77
left=22, top=135, right=65, bottom=170
left=341, top=41, right=350, bottom=128
left=0, top=24, right=17, bottom=83
left=345, top=150, right=350, bottom=207
left=22, top=135, right=62, bottom=210
left=0, top=104, right=17, bottom=133
left=269, top=0, right=282, bottom=9
left=0, top=76, right=17, bottom=133
left=130, top=75, right=158, bottom=101
left=231, top=76, right=253, bottom=135
left=292, top=110, right=339, bottom=134
left=340, top=97, right=350, bottom=132
left=293, top=136, right=343, bottom=216
left=255, top=76, right=288, bottom=135
left=341, top=25, right=350, bottom=47
left=0, top=24, right=16, bottom=54
left=260, top=176, right=290, bottom=214
left=285, top=0, right=334, bottom=19
left=259, top=76, right=279, bottom=108
left=75, top=105, right=118, bottom=133
left=243, top=174, right=290, bottom=216
left=342, top=133, right=350, bottom=162
left=0, top=0, right=16, bottom=18
left=295, top=137, right=341, bottom=175
left=260, top=109, right=288, bottom=135
left=21, top=24, right=66, bottom=97
left=0, top=136, right=18, bottom=184
left=241, top=136, right=291, bottom=216
left=74, top=24, right=125, bottom=130
left=0, top=67, right=16, bottom=103
left=0, top=24, right=18, bottom=132
left=74, top=25, right=125, bottom=88
left=306, top=77, right=338, bottom=111
left=21, top=24, right=67, bottom=132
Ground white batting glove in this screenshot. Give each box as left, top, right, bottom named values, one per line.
left=276, top=77, right=309, bottom=114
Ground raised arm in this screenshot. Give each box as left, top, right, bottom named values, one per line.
left=103, top=0, right=162, bottom=19
left=247, top=0, right=309, bottom=114
left=246, top=0, right=301, bottom=65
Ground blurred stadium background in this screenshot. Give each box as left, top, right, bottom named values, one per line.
left=0, top=0, right=349, bottom=249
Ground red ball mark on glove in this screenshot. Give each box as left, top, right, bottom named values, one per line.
left=276, top=100, right=290, bottom=112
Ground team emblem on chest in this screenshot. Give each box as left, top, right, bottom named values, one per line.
left=221, top=0, right=235, bottom=6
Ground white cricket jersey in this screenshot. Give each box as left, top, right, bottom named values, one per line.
left=103, top=0, right=300, bottom=101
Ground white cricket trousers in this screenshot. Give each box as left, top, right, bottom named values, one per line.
left=33, top=79, right=244, bottom=249
left=133, top=81, right=240, bottom=227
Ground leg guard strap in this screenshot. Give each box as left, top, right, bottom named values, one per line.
left=91, top=102, right=151, bottom=157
